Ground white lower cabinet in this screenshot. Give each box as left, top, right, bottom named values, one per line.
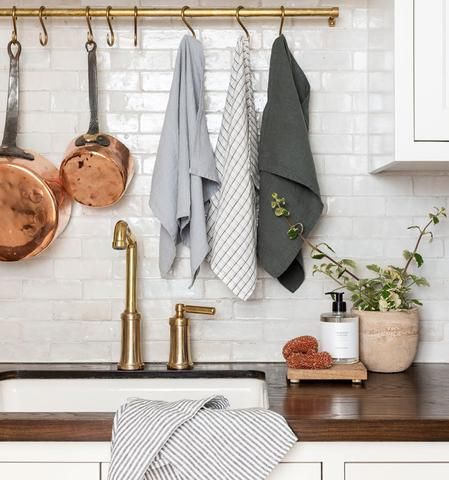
left=267, top=462, right=321, bottom=479
left=101, top=462, right=322, bottom=479
left=346, top=462, right=449, bottom=480
left=0, top=462, right=99, bottom=480
left=2, top=442, right=449, bottom=480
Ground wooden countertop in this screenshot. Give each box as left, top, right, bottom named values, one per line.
left=1, top=362, right=449, bottom=442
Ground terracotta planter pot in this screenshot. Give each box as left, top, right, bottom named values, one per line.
left=355, top=308, right=419, bottom=373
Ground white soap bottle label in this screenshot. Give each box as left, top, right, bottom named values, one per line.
left=320, top=318, right=359, bottom=364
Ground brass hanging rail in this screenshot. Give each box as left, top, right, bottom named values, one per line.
left=0, top=7, right=339, bottom=26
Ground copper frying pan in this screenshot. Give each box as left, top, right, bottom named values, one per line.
left=60, top=40, right=133, bottom=208
left=0, top=41, right=72, bottom=262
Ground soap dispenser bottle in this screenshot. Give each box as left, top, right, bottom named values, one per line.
left=320, top=292, right=359, bottom=365
left=167, top=304, right=215, bottom=370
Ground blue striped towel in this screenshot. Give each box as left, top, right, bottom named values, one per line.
left=107, top=395, right=297, bottom=480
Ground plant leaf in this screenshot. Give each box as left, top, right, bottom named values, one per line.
left=403, top=249, right=413, bottom=261
left=341, top=259, right=357, bottom=268
left=366, top=264, right=381, bottom=273
left=316, top=242, right=335, bottom=254
left=414, top=252, right=424, bottom=268
left=429, top=213, right=440, bottom=224
left=274, top=207, right=284, bottom=217
left=287, top=226, right=299, bottom=240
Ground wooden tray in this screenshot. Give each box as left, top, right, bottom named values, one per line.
left=287, top=361, right=368, bottom=385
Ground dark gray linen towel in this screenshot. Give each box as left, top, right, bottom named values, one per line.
left=257, top=35, right=323, bottom=293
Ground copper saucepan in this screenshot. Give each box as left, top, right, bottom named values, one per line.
left=60, top=40, right=133, bottom=208
left=0, top=41, right=72, bottom=262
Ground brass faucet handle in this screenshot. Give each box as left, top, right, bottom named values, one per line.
left=184, top=305, right=216, bottom=315
left=168, top=304, right=215, bottom=370
left=174, top=303, right=215, bottom=317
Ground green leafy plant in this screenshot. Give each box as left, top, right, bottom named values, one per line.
left=271, top=192, right=446, bottom=312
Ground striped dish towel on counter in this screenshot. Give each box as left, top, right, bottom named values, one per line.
left=206, top=36, right=259, bottom=301
left=107, top=395, right=297, bottom=480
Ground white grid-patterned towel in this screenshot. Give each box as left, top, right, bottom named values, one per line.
left=206, top=36, right=259, bottom=301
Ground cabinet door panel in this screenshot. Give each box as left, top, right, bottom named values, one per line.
left=0, top=462, right=99, bottom=480
left=266, top=463, right=321, bottom=479
left=414, top=0, right=449, bottom=141
left=346, top=462, right=449, bottom=480
left=102, top=462, right=321, bottom=480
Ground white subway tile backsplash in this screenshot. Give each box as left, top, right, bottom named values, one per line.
left=386, top=197, right=448, bottom=216
left=0, top=301, right=53, bottom=322
left=21, top=321, right=86, bottom=343
left=55, top=259, right=112, bottom=280
left=353, top=175, right=413, bottom=196
left=53, top=300, right=112, bottom=322
left=413, top=176, right=449, bottom=196
left=327, top=196, right=386, bottom=217
left=110, top=50, right=172, bottom=70
left=0, top=0, right=447, bottom=363
left=23, top=280, right=83, bottom=299
left=49, top=342, right=112, bottom=362
left=0, top=281, right=21, bottom=299
left=0, top=322, right=21, bottom=342
left=62, top=218, right=111, bottom=238
left=322, top=72, right=367, bottom=92
left=0, top=343, right=51, bottom=362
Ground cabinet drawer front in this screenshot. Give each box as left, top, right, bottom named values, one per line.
left=0, top=462, right=99, bottom=480
left=268, top=463, right=321, bottom=479
left=102, top=462, right=321, bottom=480
left=346, top=462, right=449, bottom=480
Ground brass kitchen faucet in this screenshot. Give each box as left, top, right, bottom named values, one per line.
left=112, top=220, right=144, bottom=371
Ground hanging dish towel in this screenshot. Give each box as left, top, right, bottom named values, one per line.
left=207, top=36, right=259, bottom=300
left=150, top=35, right=219, bottom=284
left=107, top=396, right=297, bottom=480
left=257, top=35, right=323, bottom=293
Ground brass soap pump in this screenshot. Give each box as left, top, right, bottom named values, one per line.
left=168, top=304, right=215, bottom=370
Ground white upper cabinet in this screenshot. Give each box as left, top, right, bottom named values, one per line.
left=369, top=0, right=449, bottom=172
left=414, top=0, right=449, bottom=141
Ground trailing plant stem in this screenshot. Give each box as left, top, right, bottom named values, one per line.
left=284, top=217, right=361, bottom=282
left=403, top=217, right=434, bottom=275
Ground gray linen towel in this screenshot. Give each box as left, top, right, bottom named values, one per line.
left=257, top=35, right=323, bottom=293
left=206, top=36, right=259, bottom=300
left=150, top=35, right=219, bottom=284
left=108, top=395, right=297, bottom=480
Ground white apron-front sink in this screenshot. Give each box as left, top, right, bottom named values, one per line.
left=0, top=374, right=268, bottom=412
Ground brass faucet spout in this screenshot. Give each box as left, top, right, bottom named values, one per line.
left=112, top=220, right=135, bottom=250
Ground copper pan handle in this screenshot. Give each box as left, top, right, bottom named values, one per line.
left=0, top=40, right=33, bottom=160
left=75, top=40, right=110, bottom=147
left=86, top=40, right=99, bottom=136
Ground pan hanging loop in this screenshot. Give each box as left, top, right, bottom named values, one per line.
left=11, top=6, right=18, bottom=44
left=133, top=6, right=138, bottom=47
left=106, top=6, right=115, bottom=47
left=279, top=5, right=285, bottom=36
left=181, top=6, right=196, bottom=38
left=85, top=6, right=94, bottom=46
left=39, top=6, right=48, bottom=46
left=236, top=6, right=250, bottom=41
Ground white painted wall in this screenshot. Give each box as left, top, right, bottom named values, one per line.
left=0, top=0, right=447, bottom=363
